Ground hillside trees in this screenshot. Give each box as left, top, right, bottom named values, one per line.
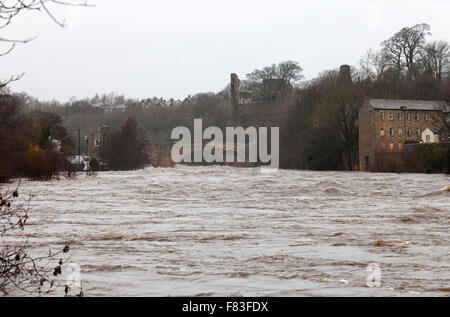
left=0, top=95, right=73, bottom=181
left=243, top=61, right=304, bottom=101
left=104, top=118, right=150, bottom=170
left=362, top=24, right=449, bottom=84
left=281, top=70, right=365, bottom=171
left=381, top=23, right=431, bottom=79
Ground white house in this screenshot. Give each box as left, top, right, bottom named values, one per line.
left=421, top=127, right=441, bottom=143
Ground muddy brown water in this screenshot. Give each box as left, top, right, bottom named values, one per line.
left=3, top=166, right=449, bottom=296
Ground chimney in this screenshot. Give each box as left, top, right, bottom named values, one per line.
left=230, top=73, right=240, bottom=117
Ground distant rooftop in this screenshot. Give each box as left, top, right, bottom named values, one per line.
left=428, top=127, right=441, bottom=134
left=369, top=99, right=449, bottom=111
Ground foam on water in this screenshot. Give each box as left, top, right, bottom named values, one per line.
left=3, top=166, right=449, bottom=296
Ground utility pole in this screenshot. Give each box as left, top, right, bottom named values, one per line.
left=401, top=106, right=407, bottom=147
left=78, top=129, right=81, bottom=164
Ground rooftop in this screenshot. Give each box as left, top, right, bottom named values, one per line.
left=426, top=127, right=442, bottom=134
left=369, top=99, right=449, bottom=111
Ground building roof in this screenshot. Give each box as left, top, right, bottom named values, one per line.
left=369, top=99, right=449, bottom=111
left=425, top=127, right=442, bottom=134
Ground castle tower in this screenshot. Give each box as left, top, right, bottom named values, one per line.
left=337, top=65, right=352, bottom=86
left=230, top=73, right=240, bottom=118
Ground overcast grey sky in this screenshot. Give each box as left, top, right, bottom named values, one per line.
left=1, top=0, right=450, bottom=102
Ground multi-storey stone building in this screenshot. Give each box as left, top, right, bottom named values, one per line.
left=88, top=125, right=109, bottom=161
left=359, top=99, right=448, bottom=172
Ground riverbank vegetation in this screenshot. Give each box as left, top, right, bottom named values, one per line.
left=0, top=95, right=74, bottom=182
left=0, top=186, right=77, bottom=295
left=2, top=24, right=450, bottom=175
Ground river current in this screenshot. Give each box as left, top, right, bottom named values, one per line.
left=3, top=166, right=449, bottom=296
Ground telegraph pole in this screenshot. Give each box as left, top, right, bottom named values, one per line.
left=401, top=106, right=407, bottom=147
left=78, top=129, right=81, bottom=164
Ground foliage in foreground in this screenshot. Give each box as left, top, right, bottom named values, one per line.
left=0, top=187, right=80, bottom=296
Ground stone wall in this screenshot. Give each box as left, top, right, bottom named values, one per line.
left=147, top=143, right=175, bottom=168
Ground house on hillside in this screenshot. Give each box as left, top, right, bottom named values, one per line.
left=421, top=127, right=441, bottom=143
left=92, top=102, right=127, bottom=112
left=140, top=97, right=182, bottom=109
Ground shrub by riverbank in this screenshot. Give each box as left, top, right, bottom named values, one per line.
left=375, top=143, right=450, bottom=174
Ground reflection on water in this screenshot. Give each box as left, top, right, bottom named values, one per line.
left=4, top=166, right=450, bottom=296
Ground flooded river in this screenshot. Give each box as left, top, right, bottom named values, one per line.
left=3, top=166, right=450, bottom=296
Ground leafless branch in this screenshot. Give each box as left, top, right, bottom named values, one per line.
left=1, top=186, right=77, bottom=295
left=0, top=0, right=93, bottom=88
left=0, top=0, right=95, bottom=42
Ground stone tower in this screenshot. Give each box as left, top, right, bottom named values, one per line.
left=337, top=65, right=352, bottom=86
left=230, top=73, right=240, bottom=118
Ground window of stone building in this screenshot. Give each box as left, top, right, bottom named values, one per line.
left=380, top=111, right=385, bottom=121
left=398, top=128, right=403, bottom=136
left=380, top=128, right=385, bottom=136
left=424, top=113, right=428, bottom=121
left=416, top=128, right=420, bottom=136
left=426, top=135, right=431, bottom=142
left=398, top=113, right=402, bottom=121
left=389, top=128, right=394, bottom=136
left=95, top=139, right=100, bottom=146
left=398, top=142, right=403, bottom=150
left=389, top=143, right=394, bottom=151
left=407, top=113, right=411, bottom=121
left=389, top=112, right=394, bottom=121
left=407, top=128, right=412, bottom=136
left=415, top=113, right=420, bottom=121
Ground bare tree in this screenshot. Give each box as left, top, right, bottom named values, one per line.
left=100, top=92, right=126, bottom=109
left=317, top=85, right=365, bottom=170
left=0, top=0, right=91, bottom=296
left=0, top=186, right=77, bottom=295
left=420, top=40, right=450, bottom=81
left=243, top=61, right=303, bottom=101
left=0, top=0, right=94, bottom=88
left=359, top=48, right=390, bottom=81
left=382, top=23, right=431, bottom=79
